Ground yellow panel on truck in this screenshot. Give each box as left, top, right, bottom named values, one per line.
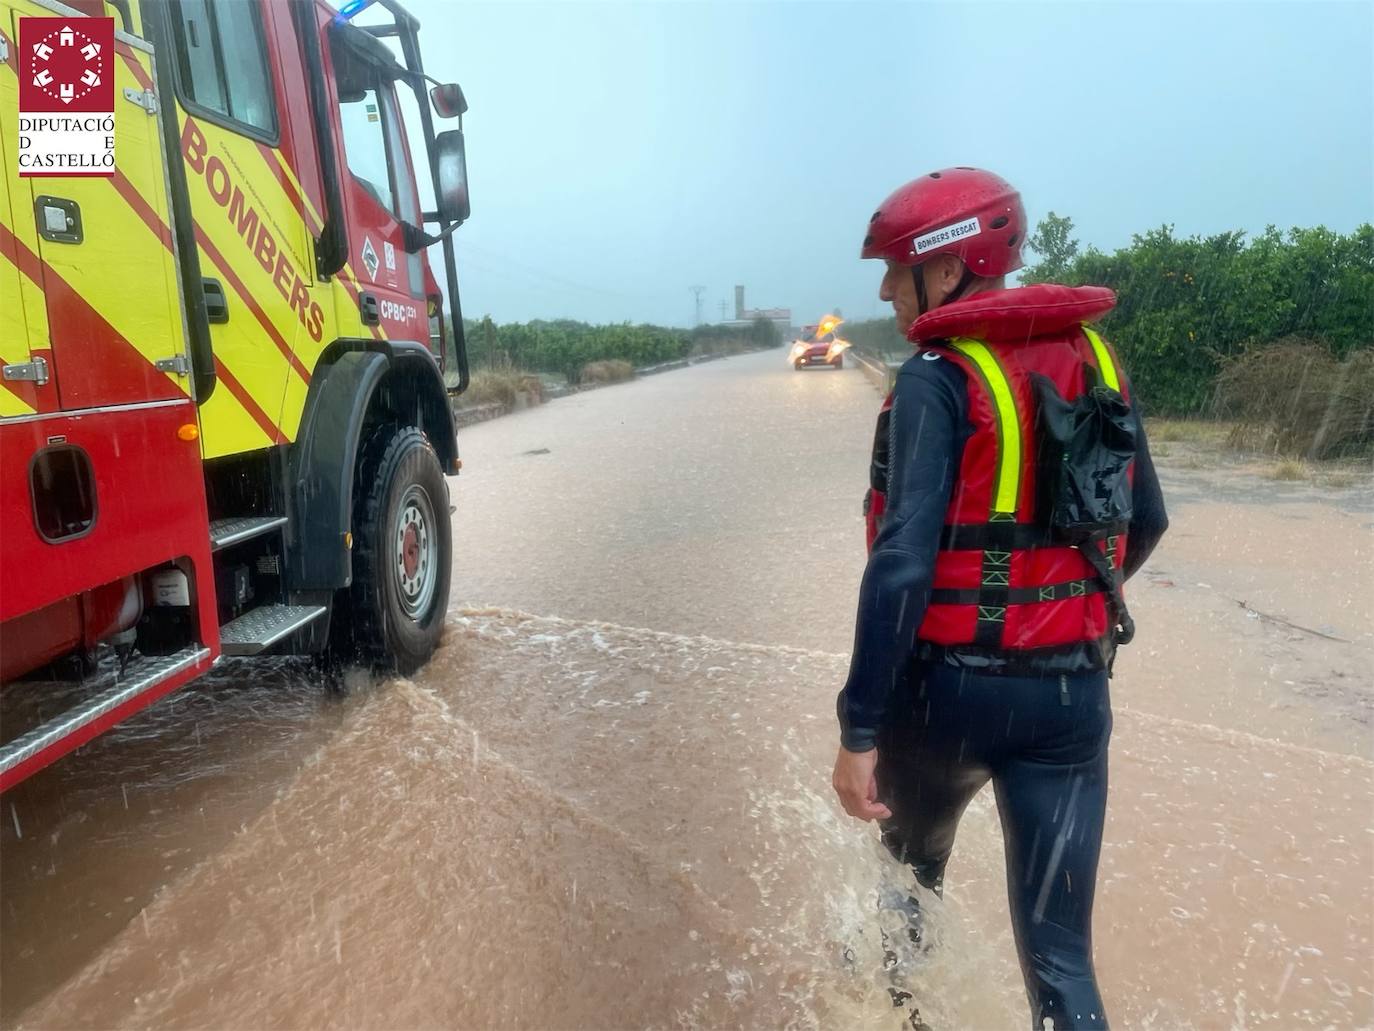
left=163, top=0, right=321, bottom=457
left=149, top=0, right=404, bottom=460
left=1, top=1, right=192, bottom=415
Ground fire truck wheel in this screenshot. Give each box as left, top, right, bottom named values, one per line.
left=351, top=425, right=452, bottom=674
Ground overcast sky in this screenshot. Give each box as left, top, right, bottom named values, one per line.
left=394, top=0, right=1373, bottom=328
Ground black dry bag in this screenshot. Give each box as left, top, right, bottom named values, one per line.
left=1033, top=363, right=1138, bottom=645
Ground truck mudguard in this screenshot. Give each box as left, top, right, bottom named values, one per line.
left=286, top=340, right=457, bottom=591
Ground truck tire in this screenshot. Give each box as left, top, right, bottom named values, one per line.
left=349, top=425, right=452, bottom=673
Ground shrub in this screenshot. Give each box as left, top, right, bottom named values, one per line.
left=1023, top=219, right=1374, bottom=416
left=462, top=316, right=693, bottom=382
left=1216, top=339, right=1374, bottom=459
left=462, top=368, right=526, bottom=409
left=1267, top=459, right=1310, bottom=481
left=580, top=360, right=635, bottom=384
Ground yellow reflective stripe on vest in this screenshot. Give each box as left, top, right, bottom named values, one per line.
left=1082, top=326, right=1121, bottom=392
left=949, top=337, right=1021, bottom=517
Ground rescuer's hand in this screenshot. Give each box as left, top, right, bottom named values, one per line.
left=832, top=746, right=892, bottom=822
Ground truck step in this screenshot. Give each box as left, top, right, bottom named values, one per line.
left=0, top=646, right=211, bottom=786
left=209, top=515, right=288, bottom=551
left=219, top=604, right=326, bottom=656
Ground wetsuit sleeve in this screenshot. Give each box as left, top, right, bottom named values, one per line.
left=838, top=357, right=966, bottom=752
left=1123, top=405, right=1168, bottom=581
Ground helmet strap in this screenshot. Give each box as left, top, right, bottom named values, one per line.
left=945, top=266, right=977, bottom=304
left=911, top=265, right=929, bottom=317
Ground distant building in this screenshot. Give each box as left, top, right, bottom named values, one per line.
left=718, top=285, right=792, bottom=336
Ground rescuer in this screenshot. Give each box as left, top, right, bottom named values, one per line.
left=832, top=168, right=1169, bottom=1030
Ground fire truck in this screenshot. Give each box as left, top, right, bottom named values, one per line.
left=0, top=0, right=472, bottom=790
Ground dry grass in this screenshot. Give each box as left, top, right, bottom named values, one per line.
left=462, top=369, right=528, bottom=409
left=1217, top=341, right=1374, bottom=460
left=580, top=360, right=635, bottom=384
left=1146, top=419, right=1231, bottom=446
left=1266, top=459, right=1310, bottom=482
left=1146, top=407, right=1370, bottom=489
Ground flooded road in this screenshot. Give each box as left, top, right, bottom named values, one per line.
left=3, top=350, right=1372, bottom=1028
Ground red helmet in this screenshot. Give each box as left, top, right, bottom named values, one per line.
left=861, top=168, right=1026, bottom=277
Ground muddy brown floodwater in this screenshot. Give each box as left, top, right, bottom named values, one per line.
left=3, top=350, right=1371, bottom=1029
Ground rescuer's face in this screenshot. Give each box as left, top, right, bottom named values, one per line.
left=880, top=260, right=920, bottom=331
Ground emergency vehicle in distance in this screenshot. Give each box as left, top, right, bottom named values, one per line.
left=789, top=314, right=849, bottom=370
left=0, top=0, right=471, bottom=790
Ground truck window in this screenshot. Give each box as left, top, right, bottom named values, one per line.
left=337, top=86, right=397, bottom=215
left=380, top=86, right=421, bottom=231
left=170, top=0, right=278, bottom=140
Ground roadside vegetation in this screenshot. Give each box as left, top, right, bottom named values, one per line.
left=456, top=315, right=781, bottom=399
left=579, top=360, right=635, bottom=385
left=462, top=368, right=541, bottom=409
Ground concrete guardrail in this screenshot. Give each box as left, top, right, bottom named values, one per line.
left=850, top=348, right=902, bottom=394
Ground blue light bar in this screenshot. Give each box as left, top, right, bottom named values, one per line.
left=338, top=0, right=375, bottom=21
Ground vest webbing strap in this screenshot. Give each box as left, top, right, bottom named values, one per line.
left=939, top=520, right=1129, bottom=551
left=941, top=522, right=1051, bottom=550
left=929, top=577, right=1106, bottom=606
left=1082, top=326, right=1121, bottom=392
left=948, top=337, right=1021, bottom=519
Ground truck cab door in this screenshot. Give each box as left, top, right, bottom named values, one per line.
left=327, top=24, right=428, bottom=344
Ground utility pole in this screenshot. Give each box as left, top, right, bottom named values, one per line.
left=719, top=299, right=728, bottom=322
left=689, top=285, right=705, bottom=326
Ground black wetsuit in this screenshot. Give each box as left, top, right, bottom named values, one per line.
left=839, top=351, right=1168, bottom=1030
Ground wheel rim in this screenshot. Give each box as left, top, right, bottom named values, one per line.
left=394, top=484, right=438, bottom=619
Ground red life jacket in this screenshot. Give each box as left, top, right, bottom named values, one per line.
left=864, top=285, right=1132, bottom=655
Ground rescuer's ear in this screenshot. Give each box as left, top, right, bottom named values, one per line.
left=926, top=254, right=967, bottom=306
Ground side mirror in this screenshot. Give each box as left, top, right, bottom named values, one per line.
left=434, top=129, right=470, bottom=225
left=430, top=82, right=468, bottom=119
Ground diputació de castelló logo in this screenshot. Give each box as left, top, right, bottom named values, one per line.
left=17, top=16, right=116, bottom=177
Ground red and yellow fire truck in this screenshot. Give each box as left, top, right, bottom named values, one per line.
left=0, top=0, right=471, bottom=790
